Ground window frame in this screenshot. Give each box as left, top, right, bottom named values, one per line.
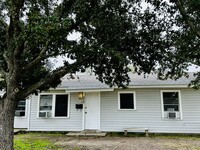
left=118, top=91, right=136, bottom=110
left=38, top=93, right=70, bottom=118
left=160, top=90, right=183, bottom=119
left=15, top=99, right=27, bottom=118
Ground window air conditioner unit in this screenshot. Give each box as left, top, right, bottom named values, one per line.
left=15, top=111, right=25, bottom=117
left=168, top=112, right=176, bottom=119
left=39, top=111, right=51, bottom=118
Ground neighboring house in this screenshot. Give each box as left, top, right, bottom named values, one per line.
left=14, top=73, right=200, bottom=134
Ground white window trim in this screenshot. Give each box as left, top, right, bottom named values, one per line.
left=118, top=91, right=136, bottom=110
left=160, top=90, right=183, bottom=119
left=37, top=93, right=70, bottom=118
left=15, top=99, right=28, bottom=118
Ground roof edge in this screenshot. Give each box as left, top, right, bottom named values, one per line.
left=127, top=85, right=189, bottom=88
left=65, top=88, right=114, bottom=93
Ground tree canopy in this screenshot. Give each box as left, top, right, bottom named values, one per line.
left=0, top=0, right=199, bottom=95
left=0, top=0, right=200, bottom=149
left=0, top=0, right=169, bottom=98
left=146, top=0, right=200, bottom=88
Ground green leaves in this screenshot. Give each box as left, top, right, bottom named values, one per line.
left=0, top=0, right=199, bottom=96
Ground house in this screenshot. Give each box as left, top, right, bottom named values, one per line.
left=14, top=73, right=200, bottom=134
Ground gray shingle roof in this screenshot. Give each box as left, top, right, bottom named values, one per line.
left=128, top=73, right=195, bottom=86
left=59, top=75, right=110, bottom=90
left=58, top=73, right=195, bottom=90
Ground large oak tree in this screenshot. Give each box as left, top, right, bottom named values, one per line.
left=1, top=0, right=199, bottom=149
left=0, top=0, right=167, bottom=149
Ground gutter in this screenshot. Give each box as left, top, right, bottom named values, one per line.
left=127, top=85, right=189, bottom=89
left=65, top=88, right=114, bottom=93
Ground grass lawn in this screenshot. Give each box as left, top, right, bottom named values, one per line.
left=14, top=133, right=64, bottom=150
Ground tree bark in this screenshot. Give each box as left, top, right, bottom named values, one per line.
left=0, top=97, right=17, bottom=150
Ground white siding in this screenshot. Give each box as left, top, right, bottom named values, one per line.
left=14, top=99, right=30, bottom=129
left=29, top=93, right=83, bottom=131
left=2, top=90, right=29, bottom=129
left=100, top=89, right=200, bottom=133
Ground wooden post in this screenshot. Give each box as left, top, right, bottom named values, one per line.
left=145, top=130, right=149, bottom=137
left=124, top=130, right=128, bottom=136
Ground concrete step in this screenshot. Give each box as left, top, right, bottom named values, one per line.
left=66, top=132, right=107, bottom=137
left=81, top=129, right=99, bottom=133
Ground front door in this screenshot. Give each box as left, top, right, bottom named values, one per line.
left=84, top=92, right=100, bottom=130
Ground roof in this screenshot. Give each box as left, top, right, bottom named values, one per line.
left=59, top=75, right=111, bottom=91
left=57, top=73, right=196, bottom=91
left=128, top=73, right=195, bottom=87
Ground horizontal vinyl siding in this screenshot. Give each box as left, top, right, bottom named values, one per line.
left=101, top=89, right=200, bottom=133
left=29, top=93, right=82, bottom=131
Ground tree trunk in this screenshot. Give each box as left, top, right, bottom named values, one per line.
left=0, top=97, right=17, bottom=150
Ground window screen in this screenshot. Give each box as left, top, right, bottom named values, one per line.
left=40, top=95, right=52, bottom=111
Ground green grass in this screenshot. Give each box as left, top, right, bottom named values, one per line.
left=14, top=133, right=63, bottom=150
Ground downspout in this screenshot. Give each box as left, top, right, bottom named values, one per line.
left=27, top=96, right=32, bottom=131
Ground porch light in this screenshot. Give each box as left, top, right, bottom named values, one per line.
left=78, top=92, right=85, bottom=100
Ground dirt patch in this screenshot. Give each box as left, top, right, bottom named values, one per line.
left=55, top=136, right=200, bottom=150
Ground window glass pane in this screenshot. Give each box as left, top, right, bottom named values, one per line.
left=120, top=93, right=134, bottom=109
left=163, top=92, right=178, bottom=104
left=15, top=100, right=26, bottom=117
left=55, top=95, right=68, bottom=117
left=40, top=95, right=52, bottom=111
left=163, top=92, right=179, bottom=111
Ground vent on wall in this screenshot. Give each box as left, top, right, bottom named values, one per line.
left=15, top=111, right=25, bottom=117
left=168, top=112, right=176, bottom=119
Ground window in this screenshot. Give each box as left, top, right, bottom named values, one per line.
left=118, top=92, right=136, bottom=110
left=38, top=94, right=69, bottom=118
left=163, top=92, right=179, bottom=111
left=161, top=90, right=182, bottom=119
left=55, top=95, right=68, bottom=117
left=40, top=95, right=53, bottom=111
left=15, top=100, right=26, bottom=117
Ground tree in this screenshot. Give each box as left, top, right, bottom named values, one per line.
left=170, top=0, right=200, bottom=88
left=144, top=0, right=200, bottom=88
left=0, top=0, right=169, bottom=149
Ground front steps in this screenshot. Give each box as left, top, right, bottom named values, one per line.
left=66, top=130, right=106, bottom=137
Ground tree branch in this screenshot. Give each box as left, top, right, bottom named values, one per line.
left=58, top=0, right=98, bottom=32
left=175, top=0, right=200, bottom=38
left=24, top=39, right=52, bottom=70
left=6, top=0, right=25, bottom=76
left=21, top=63, right=79, bottom=98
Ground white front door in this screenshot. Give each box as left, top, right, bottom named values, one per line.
left=84, top=92, right=100, bottom=130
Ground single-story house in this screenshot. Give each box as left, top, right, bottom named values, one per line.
left=14, top=73, right=200, bottom=134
